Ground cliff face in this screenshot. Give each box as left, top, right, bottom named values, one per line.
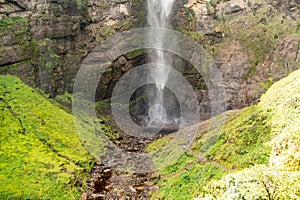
left=176, top=0, right=300, bottom=110
left=0, top=0, right=137, bottom=96
left=0, top=0, right=299, bottom=112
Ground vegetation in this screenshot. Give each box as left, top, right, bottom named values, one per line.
left=125, top=48, right=147, bottom=60
left=206, top=0, right=220, bottom=16
left=0, top=75, right=94, bottom=199
left=100, top=25, right=116, bottom=37
left=179, top=29, right=205, bottom=45
left=149, top=69, right=300, bottom=199
left=0, top=15, right=39, bottom=87
left=212, top=1, right=299, bottom=77
left=55, top=91, right=73, bottom=106
left=180, top=1, right=300, bottom=78
left=0, top=1, right=299, bottom=199
left=196, top=165, right=299, bottom=199
left=184, top=7, right=197, bottom=31
left=0, top=15, right=32, bottom=55
left=0, top=16, right=29, bottom=32
left=99, top=20, right=133, bottom=39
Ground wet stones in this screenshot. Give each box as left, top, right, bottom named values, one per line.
left=86, top=163, right=158, bottom=200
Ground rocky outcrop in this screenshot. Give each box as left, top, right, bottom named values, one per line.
left=0, top=0, right=299, bottom=115
left=214, top=35, right=300, bottom=110
left=177, top=0, right=300, bottom=110
left=0, top=0, right=137, bottom=96
left=179, top=0, right=299, bottom=33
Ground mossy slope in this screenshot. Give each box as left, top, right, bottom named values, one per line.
left=150, top=69, right=300, bottom=199
left=0, top=75, right=93, bottom=199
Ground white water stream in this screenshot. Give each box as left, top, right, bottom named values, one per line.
left=146, top=0, right=175, bottom=125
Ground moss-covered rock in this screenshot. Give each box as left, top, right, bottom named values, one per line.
left=0, top=75, right=94, bottom=199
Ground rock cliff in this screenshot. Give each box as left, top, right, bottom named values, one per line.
left=178, top=0, right=300, bottom=110
left=0, top=0, right=299, bottom=113
left=0, top=0, right=137, bottom=96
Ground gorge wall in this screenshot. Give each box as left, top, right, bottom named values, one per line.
left=175, top=0, right=300, bottom=110
left=0, top=0, right=139, bottom=96
left=0, top=0, right=299, bottom=115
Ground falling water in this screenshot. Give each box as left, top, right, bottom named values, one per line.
left=146, top=0, right=175, bottom=125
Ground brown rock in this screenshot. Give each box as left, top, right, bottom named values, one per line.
left=81, top=193, right=87, bottom=200
left=89, top=193, right=105, bottom=200
left=150, top=186, right=160, bottom=191
left=134, top=185, right=145, bottom=191
left=144, top=181, right=154, bottom=187
left=129, top=185, right=137, bottom=193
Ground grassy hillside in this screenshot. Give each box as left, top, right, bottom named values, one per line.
left=1, top=68, right=299, bottom=199
left=149, top=69, right=300, bottom=199
left=0, top=75, right=94, bottom=199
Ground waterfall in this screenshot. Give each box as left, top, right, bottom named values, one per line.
left=146, top=0, right=175, bottom=126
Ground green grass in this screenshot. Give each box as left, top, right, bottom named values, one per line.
left=199, top=105, right=273, bottom=169
left=149, top=69, right=300, bottom=199
left=152, top=159, right=227, bottom=199
left=0, top=75, right=94, bottom=199
left=197, top=165, right=300, bottom=199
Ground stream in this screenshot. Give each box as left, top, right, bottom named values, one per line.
left=84, top=134, right=162, bottom=200
left=85, top=1, right=178, bottom=199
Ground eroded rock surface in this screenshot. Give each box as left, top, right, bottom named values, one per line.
left=176, top=0, right=300, bottom=110
left=0, top=0, right=139, bottom=96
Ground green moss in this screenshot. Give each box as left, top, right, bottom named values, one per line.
left=0, top=75, right=94, bottom=199
left=94, top=100, right=120, bottom=141
left=99, top=20, right=133, bottom=39
left=183, top=7, right=197, bottom=31
left=55, top=91, right=73, bottom=105
left=159, top=152, right=196, bottom=175
left=147, top=135, right=170, bottom=152
left=95, top=99, right=111, bottom=111
left=259, top=77, right=274, bottom=91
left=205, top=0, right=221, bottom=16
left=114, top=20, right=133, bottom=31
left=75, top=0, right=87, bottom=9
left=296, top=20, right=300, bottom=34
left=149, top=69, right=300, bottom=199
left=179, top=29, right=205, bottom=45
left=0, top=16, right=30, bottom=46
left=125, top=49, right=147, bottom=60
left=100, top=26, right=116, bottom=37
left=206, top=2, right=299, bottom=76
left=201, top=106, right=272, bottom=169
left=132, top=0, right=147, bottom=27
left=197, top=165, right=300, bottom=199
left=239, top=24, right=274, bottom=77
left=151, top=154, right=227, bottom=200
left=184, top=7, right=196, bottom=22
left=0, top=16, right=29, bottom=31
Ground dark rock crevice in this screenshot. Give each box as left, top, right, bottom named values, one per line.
left=6, top=0, right=27, bottom=10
